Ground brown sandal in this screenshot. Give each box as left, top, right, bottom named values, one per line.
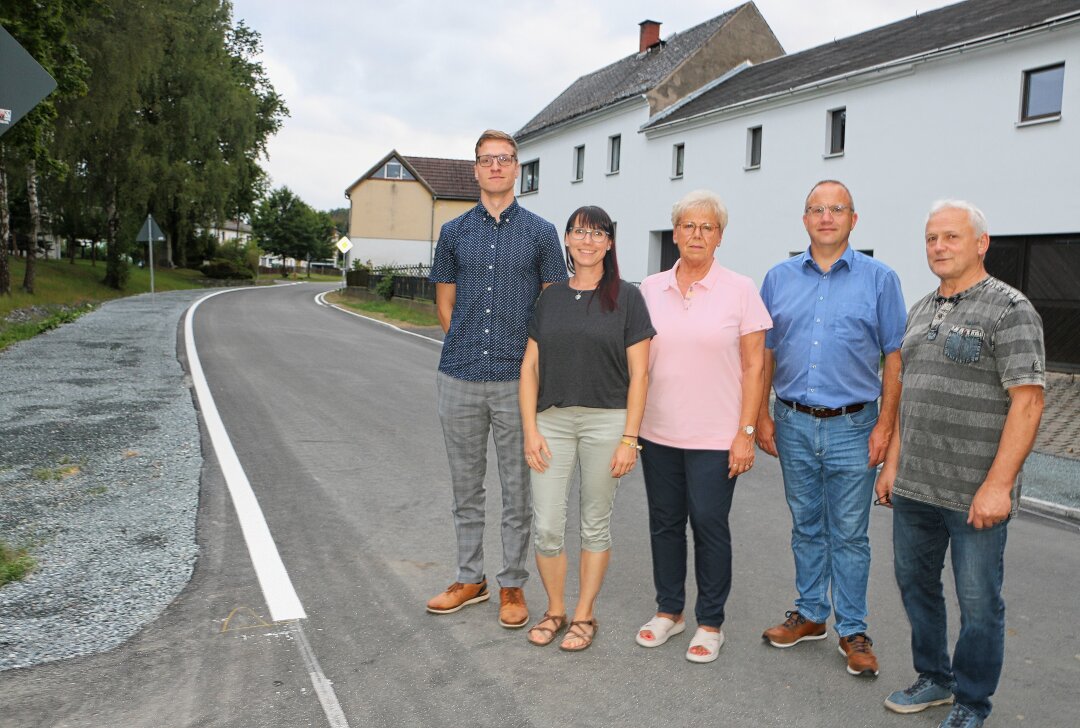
left=527, top=612, right=567, bottom=646
left=559, top=619, right=598, bottom=652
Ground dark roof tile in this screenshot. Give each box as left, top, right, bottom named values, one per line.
left=647, top=0, right=1079, bottom=128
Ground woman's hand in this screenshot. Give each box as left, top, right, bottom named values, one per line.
left=524, top=429, right=551, bottom=473
left=610, top=439, right=638, bottom=478
left=728, top=433, right=755, bottom=478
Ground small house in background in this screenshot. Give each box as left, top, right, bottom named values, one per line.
left=344, top=152, right=479, bottom=267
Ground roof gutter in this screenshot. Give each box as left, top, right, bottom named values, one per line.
left=644, top=10, right=1080, bottom=134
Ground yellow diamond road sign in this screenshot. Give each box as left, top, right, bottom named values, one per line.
left=336, top=236, right=353, bottom=254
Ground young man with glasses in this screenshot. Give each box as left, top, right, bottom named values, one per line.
left=426, top=129, right=566, bottom=628
left=875, top=201, right=1044, bottom=728
left=755, top=179, right=906, bottom=677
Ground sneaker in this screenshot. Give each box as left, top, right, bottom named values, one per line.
left=498, top=587, right=529, bottom=628
left=938, top=703, right=984, bottom=728
left=426, top=579, right=489, bottom=614
left=762, top=610, right=828, bottom=648
left=838, top=633, right=879, bottom=676
left=885, top=676, right=955, bottom=714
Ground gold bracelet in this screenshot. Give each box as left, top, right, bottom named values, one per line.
left=621, top=438, right=643, bottom=451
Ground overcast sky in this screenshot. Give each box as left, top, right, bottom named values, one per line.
left=228, top=0, right=958, bottom=211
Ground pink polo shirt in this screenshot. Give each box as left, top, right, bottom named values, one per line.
left=639, top=260, right=772, bottom=450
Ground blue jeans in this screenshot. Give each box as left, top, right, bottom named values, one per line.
left=640, top=438, right=737, bottom=628
left=892, top=493, right=1008, bottom=720
left=773, top=399, right=877, bottom=636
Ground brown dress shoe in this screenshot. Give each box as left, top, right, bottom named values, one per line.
left=498, top=587, right=529, bottom=628
left=839, top=633, right=880, bottom=676
left=426, top=579, right=489, bottom=614
left=762, top=610, right=828, bottom=648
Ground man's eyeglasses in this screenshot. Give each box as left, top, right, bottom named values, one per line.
left=805, top=204, right=852, bottom=217
left=676, top=221, right=720, bottom=236
left=476, top=154, right=517, bottom=167
left=569, top=227, right=609, bottom=241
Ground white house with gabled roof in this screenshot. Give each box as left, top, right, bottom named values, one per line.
left=515, top=0, right=1080, bottom=370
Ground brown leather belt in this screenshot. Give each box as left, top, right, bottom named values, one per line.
left=778, top=398, right=866, bottom=419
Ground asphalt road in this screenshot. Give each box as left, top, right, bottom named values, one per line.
left=4, top=283, right=1078, bottom=727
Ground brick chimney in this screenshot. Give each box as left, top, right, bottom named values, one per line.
left=639, top=20, right=661, bottom=52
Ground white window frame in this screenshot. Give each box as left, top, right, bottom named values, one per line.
left=572, top=145, right=585, bottom=182
left=607, top=134, right=621, bottom=175
left=671, top=143, right=685, bottom=179
left=825, top=107, right=846, bottom=158
left=520, top=159, right=540, bottom=194
left=745, top=126, right=762, bottom=170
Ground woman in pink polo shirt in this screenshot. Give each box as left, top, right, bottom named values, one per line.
left=634, top=190, right=771, bottom=663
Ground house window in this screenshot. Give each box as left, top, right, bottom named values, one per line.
left=672, top=143, right=685, bottom=178
left=521, top=159, right=539, bottom=194
left=573, top=145, right=585, bottom=181
left=371, top=160, right=415, bottom=180
left=608, top=135, right=621, bottom=174
left=1021, top=63, right=1065, bottom=121
left=827, top=107, right=846, bottom=156
left=746, top=126, right=762, bottom=169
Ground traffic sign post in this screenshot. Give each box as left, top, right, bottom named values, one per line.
left=335, top=236, right=353, bottom=289
left=136, top=215, right=166, bottom=293
left=0, top=26, right=58, bottom=138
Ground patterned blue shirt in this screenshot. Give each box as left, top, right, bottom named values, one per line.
left=761, top=245, right=906, bottom=408
left=430, top=200, right=566, bottom=381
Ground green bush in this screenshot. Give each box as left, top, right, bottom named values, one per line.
left=375, top=267, right=395, bottom=300
left=202, top=258, right=254, bottom=280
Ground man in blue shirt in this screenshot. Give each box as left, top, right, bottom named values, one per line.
left=426, top=130, right=566, bottom=629
left=756, top=180, right=905, bottom=677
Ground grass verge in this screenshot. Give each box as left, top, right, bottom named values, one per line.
left=0, top=541, right=35, bottom=587
left=329, top=293, right=440, bottom=328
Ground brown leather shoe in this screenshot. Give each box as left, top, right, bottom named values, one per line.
left=762, top=610, right=828, bottom=648
left=426, top=579, right=489, bottom=614
left=498, top=587, right=529, bottom=628
left=839, top=633, right=880, bottom=676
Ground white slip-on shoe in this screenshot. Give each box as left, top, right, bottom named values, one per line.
left=635, top=616, right=687, bottom=647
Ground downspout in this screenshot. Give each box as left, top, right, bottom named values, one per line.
left=429, top=193, right=436, bottom=266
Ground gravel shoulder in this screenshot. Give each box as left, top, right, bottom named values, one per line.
left=0, top=290, right=209, bottom=671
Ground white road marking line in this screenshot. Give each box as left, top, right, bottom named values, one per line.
left=184, top=288, right=306, bottom=622
left=187, top=285, right=350, bottom=728
left=290, top=621, right=352, bottom=728
left=314, top=290, right=443, bottom=344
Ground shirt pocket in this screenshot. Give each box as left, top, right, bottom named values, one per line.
left=832, top=302, right=874, bottom=338
left=943, top=325, right=984, bottom=364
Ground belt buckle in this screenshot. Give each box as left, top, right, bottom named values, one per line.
left=810, top=405, right=829, bottom=417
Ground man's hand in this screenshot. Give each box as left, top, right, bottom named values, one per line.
left=867, top=422, right=891, bottom=468
left=873, top=465, right=895, bottom=509
left=967, top=481, right=1012, bottom=529
left=755, top=414, right=778, bottom=457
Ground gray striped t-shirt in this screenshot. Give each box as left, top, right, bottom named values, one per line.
left=893, top=276, right=1045, bottom=514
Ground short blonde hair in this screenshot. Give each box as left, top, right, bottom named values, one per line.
left=671, top=190, right=729, bottom=231
left=474, top=129, right=518, bottom=157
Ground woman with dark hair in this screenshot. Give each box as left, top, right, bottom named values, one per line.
left=519, top=205, right=655, bottom=652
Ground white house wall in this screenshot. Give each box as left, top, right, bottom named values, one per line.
left=517, top=25, right=1079, bottom=308
left=348, top=236, right=434, bottom=268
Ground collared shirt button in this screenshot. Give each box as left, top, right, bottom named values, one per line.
left=487, top=287, right=492, bottom=291
left=484, top=328, right=489, bottom=333
left=813, top=341, right=819, bottom=346
left=811, top=364, right=817, bottom=369
left=818, top=296, right=824, bottom=301
left=485, top=308, right=491, bottom=314
left=488, top=265, right=493, bottom=269
left=816, top=318, right=821, bottom=323
left=810, top=387, right=816, bottom=392
left=490, top=244, right=495, bottom=248
left=483, top=350, right=488, bottom=355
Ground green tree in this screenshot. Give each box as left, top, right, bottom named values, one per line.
left=251, top=187, right=333, bottom=278
left=0, top=1, right=97, bottom=294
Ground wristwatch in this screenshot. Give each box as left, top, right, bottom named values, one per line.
left=742, top=425, right=756, bottom=437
